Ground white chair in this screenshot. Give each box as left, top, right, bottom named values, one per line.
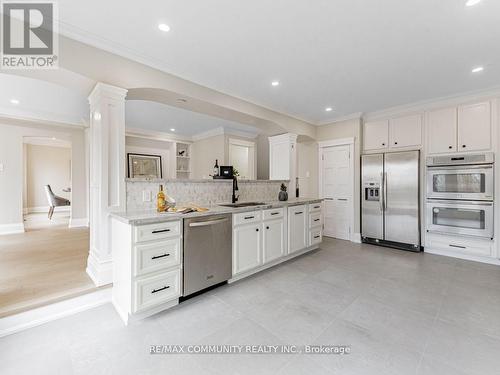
left=44, top=185, right=70, bottom=220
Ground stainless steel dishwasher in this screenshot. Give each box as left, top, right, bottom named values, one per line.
left=183, top=214, right=232, bottom=297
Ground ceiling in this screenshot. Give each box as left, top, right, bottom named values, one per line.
left=57, top=0, right=500, bottom=124
left=0, top=73, right=89, bottom=125
left=126, top=100, right=260, bottom=137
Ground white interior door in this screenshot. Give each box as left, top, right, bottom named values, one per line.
left=321, top=144, right=353, bottom=240
left=229, top=139, right=256, bottom=180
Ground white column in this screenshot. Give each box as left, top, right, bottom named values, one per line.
left=86, top=83, right=128, bottom=286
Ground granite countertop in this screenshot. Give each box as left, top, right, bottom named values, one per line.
left=125, top=178, right=290, bottom=184
left=110, top=198, right=323, bottom=225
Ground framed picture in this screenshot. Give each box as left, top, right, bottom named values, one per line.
left=127, top=153, right=162, bottom=179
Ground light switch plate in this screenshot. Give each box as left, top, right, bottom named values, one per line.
left=0, top=163, right=3, bottom=172
left=143, top=190, right=152, bottom=202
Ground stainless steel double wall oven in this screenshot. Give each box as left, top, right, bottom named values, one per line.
left=426, top=153, right=494, bottom=240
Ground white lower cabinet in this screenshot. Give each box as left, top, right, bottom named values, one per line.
left=263, top=218, right=286, bottom=263
left=111, top=218, right=183, bottom=324
left=426, top=232, right=494, bottom=259
left=288, top=205, right=307, bottom=254
left=233, top=223, right=262, bottom=275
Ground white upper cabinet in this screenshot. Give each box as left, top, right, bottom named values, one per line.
left=458, top=102, right=491, bottom=152
left=426, top=107, right=457, bottom=154
left=389, top=114, right=422, bottom=148
left=363, top=120, right=389, bottom=151
left=269, top=133, right=298, bottom=194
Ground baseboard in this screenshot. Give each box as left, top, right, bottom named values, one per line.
left=0, top=287, right=111, bottom=338
left=69, top=218, right=89, bottom=228
left=28, top=206, right=70, bottom=214
left=425, top=247, right=500, bottom=266
left=0, top=222, right=25, bottom=235
left=86, top=251, right=113, bottom=287
left=351, top=232, right=362, bottom=243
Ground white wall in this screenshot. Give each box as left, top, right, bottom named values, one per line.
left=0, top=122, right=88, bottom=233
left=297, top=141, right=319, bottom=198
left=26, top=144, right=71, bottom=210
left=125, top=136, right=174, bottom=179
left=191, top=135, right=225, bottom=179
left=316, top=118, right=362, bottom=234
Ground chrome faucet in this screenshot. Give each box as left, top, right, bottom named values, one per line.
left=232, top=177, right=239, bottom=203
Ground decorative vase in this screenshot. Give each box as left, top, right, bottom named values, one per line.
left=278, top=183, right=288, bottom=201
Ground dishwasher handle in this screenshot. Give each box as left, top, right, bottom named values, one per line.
left=189, top=218, right=229, bottom=227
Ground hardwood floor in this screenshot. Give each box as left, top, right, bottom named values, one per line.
left=0, top=212, right=96, bottom=317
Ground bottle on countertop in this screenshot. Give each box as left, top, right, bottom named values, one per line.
left=296, top=177, right=300, bottom=198
left=157, top=185, right=167, bottom=212
left=213, top=159, right=219, bottom=177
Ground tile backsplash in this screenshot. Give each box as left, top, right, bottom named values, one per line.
left=126, top=180, right=289, bottom=211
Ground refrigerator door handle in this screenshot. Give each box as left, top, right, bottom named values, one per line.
left=379, top=172, right=384, bottom=211
left=383, top=172, right=388, bottom=211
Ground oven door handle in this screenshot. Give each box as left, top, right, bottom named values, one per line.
left=427, top=200, right=493, bottom=206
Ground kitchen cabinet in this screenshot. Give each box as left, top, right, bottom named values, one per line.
left=233, top=222, right=262, bottom=275
left=426, top=102, right=492, bottom=155
left=363, top=120, right=389, bottom=151
left=111, top=219, right=183, bottom=324
left=458, top=102, right=491, bottom=152
left=426, top=107, right=457, bottom=154
left=288, top=205, right=307, bottom=254
left=269, top=133, right=298, bottom=195
left=389, top=114, right=422, bottom=148
left=262, top=218, right=285, bottom=263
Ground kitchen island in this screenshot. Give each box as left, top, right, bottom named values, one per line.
left=110, top=198, right=323, bottom=324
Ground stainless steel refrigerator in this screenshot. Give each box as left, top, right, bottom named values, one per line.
left=361, top=150, right=421, bottom=251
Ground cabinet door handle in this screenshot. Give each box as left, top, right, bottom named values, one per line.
left=151, top=286, right=170, bottom=294
left=295, top=211, right=303, bottom=215
left=152, top=228, right=171, bottom=234
left=313, top=206, right=320, bottom=209
left=256, top=228, right=259, bottom=232
left=449, top=244, right=466, bottom=249
left=462, top=145, right=466, bottom=148
left=314, top=235, right=320, bottom=239
left=270, top=212, right=279, bottom=216
left=382, top=143, right=385, bottom=146
left=244, top=216, right=255, bottom=220
left=266, top=226, right=270, bottom=230
left=448, top=146, right=453, bottom=149
left=394, top=142, right=398, bottom=145
left=314, top=219, right=320, bottom=222
left=151, top=253, right=170, bottom=260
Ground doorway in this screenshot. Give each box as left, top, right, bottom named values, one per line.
left=319, top=139, right=354, bottom=240
left=228, top=138, right=256, bottom=180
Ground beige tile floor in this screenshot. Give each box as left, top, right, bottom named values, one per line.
left=0, top=212, right=95, bottom=317
left=1, top=237, right=500, bottom=374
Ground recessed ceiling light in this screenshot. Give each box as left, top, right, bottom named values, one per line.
left=472, top=66, right=484, bottom=73
left=170, top=128, right=176, bottom=132
left=51, top=137, right=56, bottom=141
left=325, top=107, right=333, bottom=112
left=271, top=81, right=280, bottom=87
left=158, top=23, right=170, bottom=32
left=466, top=0, right=481, bottom=7
left=10, top=99, right=19, bottom=104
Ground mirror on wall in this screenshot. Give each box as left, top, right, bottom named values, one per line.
left=124, top=99, right=269, bottom=181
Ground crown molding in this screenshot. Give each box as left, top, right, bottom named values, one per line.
left=0, top=107, right=87, bottom=129
left=125, top=127, right=192, bottom=143
left=317, top=112, right=363, bottom=126
left=191, top=126, right=258, bottom=142
left=363, top=86, right=500, bottom=121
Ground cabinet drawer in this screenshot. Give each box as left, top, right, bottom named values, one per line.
left=133, top=239, right=181, bottom=277
left=427, top=234, right=493, bottom=257
left=309, top=203, right=322, bottom=213
left=133, top=269, right=181, bottom=313
left=134, top=221, right=181, bottom=243
left=234, top=210, right=262, bottom=226
left=309, top=212, right=322, bottom=228
left=263, top=207, right=284, bottom=220
left=309, top=228, right=323, bottom=246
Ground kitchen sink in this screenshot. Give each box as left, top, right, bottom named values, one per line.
left=219, top=202, right=267, bottom=208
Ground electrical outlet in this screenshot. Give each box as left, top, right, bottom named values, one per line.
left=143, top=190, right=152, bottom=202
